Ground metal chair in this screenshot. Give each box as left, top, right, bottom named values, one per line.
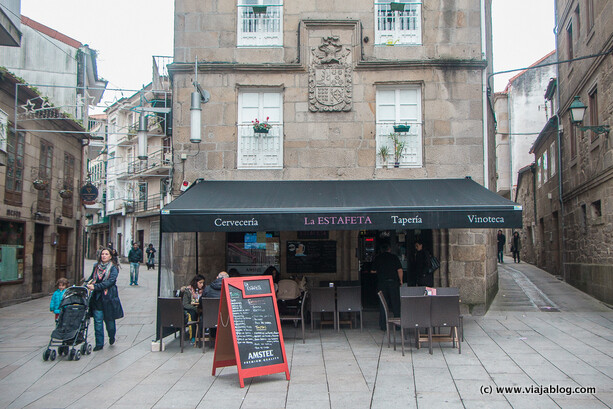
left=277, top=279, right=302, bottom=315
left=434, top=288, right=463, bottom=341
left=430, top=295, right=461, bottom=353
left=400, top=295, right=432, bottom=356
left=400, top=286, right=426, bottom=296
left=310, top=287, right=336, bottom=330
left=158, top=297, right=186, bottom=353
left=377, top=290, right=401, bottom=349
left=199, top=297, right=220, bottom=353
left=336, top=286, right=363, bottom=331
left=280, top=290, right=308, bottom=343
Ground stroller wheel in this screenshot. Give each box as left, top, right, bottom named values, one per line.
left=86, top=344, right=92, bottom=355
left=74, top=350, right=81, bottom=361
left=80, top=343, right=87, bottom=355
left=68, top=349, right=75, bottom=361
left=43, top=349, right=50, bottom=361
left=50, top=350, right=57, bottom=361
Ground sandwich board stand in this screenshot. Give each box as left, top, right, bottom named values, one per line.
left=212, top=276, right=290, bottom=387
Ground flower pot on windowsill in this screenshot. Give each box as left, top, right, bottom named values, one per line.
left=393, top=125, right=411, bottom=133
left=33, top=180, right=48, bottom=190
left=253, top=128, right=270, bottom=134
left=59, top=189, right=73, bottom=199
left=390, top=2, right=406, bottom=12
left=252, top=5, right=267, bottom=14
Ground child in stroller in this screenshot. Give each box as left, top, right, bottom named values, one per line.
left=43, top=286, right=93, bottom=361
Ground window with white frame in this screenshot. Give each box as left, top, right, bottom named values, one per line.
left=375, top=1, right=422, bottom=45
left=376, top=86, right=422, bottom=168
left=542, top=152, right=548, bottom=183
left=549, top=142, right=556, bottom=177
left=237, top=0, right=283, bottom=47
left=238, top=90, right=283, bottom=169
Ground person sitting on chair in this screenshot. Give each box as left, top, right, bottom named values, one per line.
left=203, top=271, right=229, bottom=298
left=182, top=274, right=204, bottom=344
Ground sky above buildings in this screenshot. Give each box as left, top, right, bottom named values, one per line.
left=19, top=0, right=555, bottom=100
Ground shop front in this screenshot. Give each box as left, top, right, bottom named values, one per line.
left=157, top=178, right=522, bottom=322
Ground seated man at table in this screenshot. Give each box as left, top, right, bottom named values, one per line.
left=203, top=271, right=229, bottom=298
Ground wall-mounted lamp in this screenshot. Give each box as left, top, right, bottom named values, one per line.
left=190, top=57, right=210, bottom=144
left=569, top=96, right=610, bottom=136
left=137, top=113, right=148, bottom=160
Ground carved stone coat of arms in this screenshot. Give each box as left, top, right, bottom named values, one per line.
left=308, top=36, right=353, bottom=112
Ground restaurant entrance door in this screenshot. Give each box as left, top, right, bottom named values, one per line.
left=359, top=229, right=433, bottom=309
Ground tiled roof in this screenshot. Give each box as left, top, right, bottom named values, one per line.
left=21, top=16, right=82, bottom=49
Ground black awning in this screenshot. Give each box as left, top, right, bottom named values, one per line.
left=161, top=178, right=522, bottom=232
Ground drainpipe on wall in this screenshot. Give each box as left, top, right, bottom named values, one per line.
left=480, top=0, right=489, bottom=189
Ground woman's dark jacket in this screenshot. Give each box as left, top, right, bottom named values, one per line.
left=87, top=263, right=124, bottom=320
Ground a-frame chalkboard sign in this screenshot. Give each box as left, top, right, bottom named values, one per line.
left=211, top=276, right=290, bottom=387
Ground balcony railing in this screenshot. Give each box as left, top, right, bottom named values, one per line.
left=237, top=124, right=283, bottom=169
left=375, top=2, right=422, bottom=45
left=237, top=4, right=283, bottom=47
left=122, top=148, right=172, bottom=178
left=376, top=122, right=422, bottom=168
left=133, top=193, right=172, bottom=214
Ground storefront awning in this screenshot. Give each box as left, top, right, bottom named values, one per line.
left=160, top=178, right=522, bottom=232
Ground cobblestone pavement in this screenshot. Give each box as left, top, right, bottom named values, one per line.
left=0, top=256, right=611, bottom=409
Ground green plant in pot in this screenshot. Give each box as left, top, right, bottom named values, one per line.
left=378, top=146, right=390, bottom=168
left=389, top=133, right=405, bottom=167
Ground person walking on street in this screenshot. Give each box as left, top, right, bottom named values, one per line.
left=146, top=243, right=156, bottom=270
left=128, top=242, right=143, bottom=286
left=511, top=231, right=521, bottom=263
left=370, top=243, right=403, bottom=331
left=86, top=248, right=124, bottom=351
left=497, top=230, right=506, bottom=263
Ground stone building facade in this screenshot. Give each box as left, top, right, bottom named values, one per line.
left=0, top=71, right=85, bottom=306
left=168, top=0, right=503, bottom=313
left=555, top=0, right=612, bottom=303
left=514, top=164, right=537, bottom=264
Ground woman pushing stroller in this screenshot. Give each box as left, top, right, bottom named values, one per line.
left=86, top=248, right=124, bottom=351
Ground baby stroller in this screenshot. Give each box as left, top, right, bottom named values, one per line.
left=43, top=286, right=93, bottom=361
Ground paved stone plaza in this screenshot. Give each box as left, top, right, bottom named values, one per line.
left=0, top=257, right=611, bottom=409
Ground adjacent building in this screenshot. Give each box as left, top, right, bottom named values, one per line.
left=0, top=70, right=85, bottom=306
left=163, top=0, right=520, bottom=314
left=554, top=0, right=612, bottom=303
left=494, top=51, right=556, bottom=200
left=88, top=58, right=172, bottom=260
left=0, top=14, right=106, bottom=305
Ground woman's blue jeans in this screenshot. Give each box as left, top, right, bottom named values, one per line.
left=92, top=309, right=116, bottom=347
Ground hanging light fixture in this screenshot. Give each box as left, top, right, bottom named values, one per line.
left=569, top=96, right=610, bottom=136
left=137, top=113, right=148, bottom=160
left=190, top=91, right=202, bottom=143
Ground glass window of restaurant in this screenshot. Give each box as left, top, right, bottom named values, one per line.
left=227, top=231, right=280, bottom=276
left=0, top=220, right=25, bottom=283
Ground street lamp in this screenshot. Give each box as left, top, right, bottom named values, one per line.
left=137, top=113, right=148, bottom=160
left=569, top=96, right=610, bottom=136
left=190, top=57, right=210, bottom=144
